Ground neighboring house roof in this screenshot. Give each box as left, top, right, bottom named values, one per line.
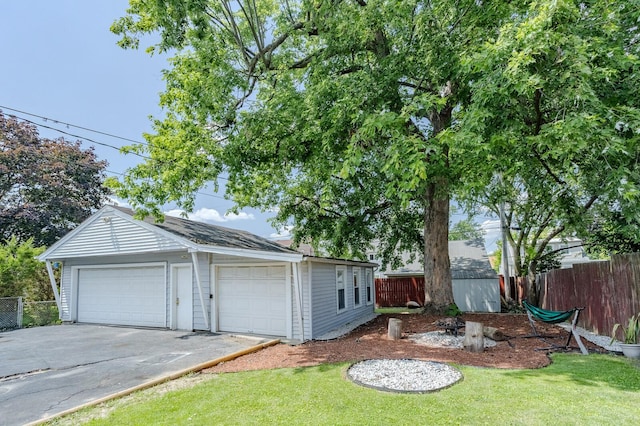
left=448, top=239, right=498, bottom=279
left=275, top=239, right=316, bottom=256
left=384, top=238, right=498, bottom=280
left=39, top=205, right=302, bottom=262
left=275, top=239, right=377, bottom=267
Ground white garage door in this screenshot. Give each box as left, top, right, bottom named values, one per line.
left=217, top=265, right=287, bottom=336
left=77, top=265, right=166, bottom=327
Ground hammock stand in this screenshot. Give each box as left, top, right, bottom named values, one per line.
left=522, top=299, right=588, bottom=355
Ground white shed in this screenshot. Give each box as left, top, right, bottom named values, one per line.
left=383, top=239, right=501, bottom=312
left=38, top=206, right=376, bottom=341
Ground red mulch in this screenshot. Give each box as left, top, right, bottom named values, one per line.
left=205, top=313, right=608, bottom=373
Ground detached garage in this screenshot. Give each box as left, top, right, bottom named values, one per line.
left=39, top=206, right=376, bottom=342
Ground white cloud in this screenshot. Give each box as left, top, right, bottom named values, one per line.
left=270, top=225, right=293, bottom=239
left=165, top=207, right=255, bottom=223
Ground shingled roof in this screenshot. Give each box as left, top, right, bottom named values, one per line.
left=448, top=238, right=498, bottom=279
left=383, top=238, right=497, bottom=279
left=112, top=206, right=298, bottom=255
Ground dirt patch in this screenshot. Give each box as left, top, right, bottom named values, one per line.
left=205, top=313, right=609, bottom=373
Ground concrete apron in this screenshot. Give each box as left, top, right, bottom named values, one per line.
left=27, top=338, right=279, bottom=425
left=0, top=324, right=278, bottom=426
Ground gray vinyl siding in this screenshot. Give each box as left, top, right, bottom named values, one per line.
left=291, top=262, right=312, bottom=341
left=60, top=264, right=72, bottom=321
left=309, top=261, right=375, bottom=339
left=192, top=252, right=211, bottom=330
left=47, top=211, right=185, bottom=259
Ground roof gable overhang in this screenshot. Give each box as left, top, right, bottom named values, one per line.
left=39, top=206, right=302, bottom=263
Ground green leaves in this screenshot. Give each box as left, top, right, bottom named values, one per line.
left=0, top=237, right=46, bottom=299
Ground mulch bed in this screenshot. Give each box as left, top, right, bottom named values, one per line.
left=205, top=313, right=610, bottom=373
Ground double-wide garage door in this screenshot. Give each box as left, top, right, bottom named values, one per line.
left=217, top=265, right=287, bottom=336
left=77, top=265, right=166, bottom=328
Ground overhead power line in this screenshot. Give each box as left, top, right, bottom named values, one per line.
left=2, top=105, right=232, bottom=204
left=0, top=104, right=148, bottom=146
left=1, top=105, right=229, bottom=182
left=7, top=113, right=150, bottom=159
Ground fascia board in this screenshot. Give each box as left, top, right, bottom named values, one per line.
left=191, top=244, right=303, bottom=263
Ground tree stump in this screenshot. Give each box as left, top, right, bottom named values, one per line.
left=387, top=318, right=403, bottom=340
left=463, top=321, right=484, bottom=353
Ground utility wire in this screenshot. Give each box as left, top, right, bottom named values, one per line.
left=2, top=105, right=230, bottom=182
left=10, top=114, right=150, bottom=159
left=0, top=104, right=148, bottom=146
left=2, top=107, right=231, bottom=204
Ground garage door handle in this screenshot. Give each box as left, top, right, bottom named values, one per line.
left=176, top=297, right=179, bottom=305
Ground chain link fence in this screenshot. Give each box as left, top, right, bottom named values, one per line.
left=1, top=298, right=59, bottom=331
left=22, top=301, right=60, bottom=327
left=0, top=297, right=23, bottom=331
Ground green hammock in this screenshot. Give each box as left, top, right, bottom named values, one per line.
left=522, top=299, right=588, bottom=355
left=522, top=299, right=575, bottom=324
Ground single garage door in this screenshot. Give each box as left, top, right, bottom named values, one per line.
left=77, top=265, right=166, bottom=327
left=217, top=265, right=287, bottom=336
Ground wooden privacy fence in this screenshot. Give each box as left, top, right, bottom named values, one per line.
left=375, top=277, right=425, bottom=307
left=539, top=252, right=640, bottom=338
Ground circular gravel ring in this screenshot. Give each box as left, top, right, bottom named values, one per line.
left=347, top=359, right=463, bottom=393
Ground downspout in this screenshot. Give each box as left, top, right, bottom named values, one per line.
left=191, top=252, right=210, bottom=330
left=292, top=262, right=304, bottom=341
left=45, top=261, right=62, bottom=314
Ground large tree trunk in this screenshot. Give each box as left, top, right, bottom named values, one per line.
left=423, top=180, right=454, bottom=313
left=422, top=106, right=454, bottom=314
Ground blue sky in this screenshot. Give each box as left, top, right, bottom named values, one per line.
left=0, top=1, right=500, bottom=249
left=0, top=0, right=280, bottom=237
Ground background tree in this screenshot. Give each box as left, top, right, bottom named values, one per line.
left=0, top=111, right=110, bottom=247
left=111, top=0, right=518, bottom=312
left=449, top=217, right=484, bottom=241
left=0, top=237, right=48, bottom=299
left=582, top=211, right=640, bottom=258
left=455, top=1, right=640, bottom=303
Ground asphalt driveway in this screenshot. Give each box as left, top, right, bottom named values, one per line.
left=0, top=324, right=274, bottom=426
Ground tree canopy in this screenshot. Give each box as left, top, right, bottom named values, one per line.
left=454, top=0, right=640, bottom=300
left=112, top=0, right=640, bottom=308
left=449, top=217, right=484, bottom=241
left=0, top=111, right=110, bottom=247
left=112, top=0, right=523, bottom=311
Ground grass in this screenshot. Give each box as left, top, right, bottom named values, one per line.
left=49, top=354, right=640, bottom=425
left=375, top=307, right=420, bottom=314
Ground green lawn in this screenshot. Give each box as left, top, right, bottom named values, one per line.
left=374, top=307, right=421, bottom=314
left=49, top=354, right=639, bottom=425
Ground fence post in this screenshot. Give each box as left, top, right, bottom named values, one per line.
left=17, top=296, right=23, bottom=328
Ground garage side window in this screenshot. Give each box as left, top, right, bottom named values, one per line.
left=353, top=267, right=361, bottom=307
left=336, top=266, right=347, bottom=313
left=365, top=269, right=373, bottom=305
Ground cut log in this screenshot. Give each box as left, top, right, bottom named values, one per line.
left=463, top=321, right=484, bottom=353
left=387, top=318, right=403, bottom=340
left=483, top=326, right=506, bottom=341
